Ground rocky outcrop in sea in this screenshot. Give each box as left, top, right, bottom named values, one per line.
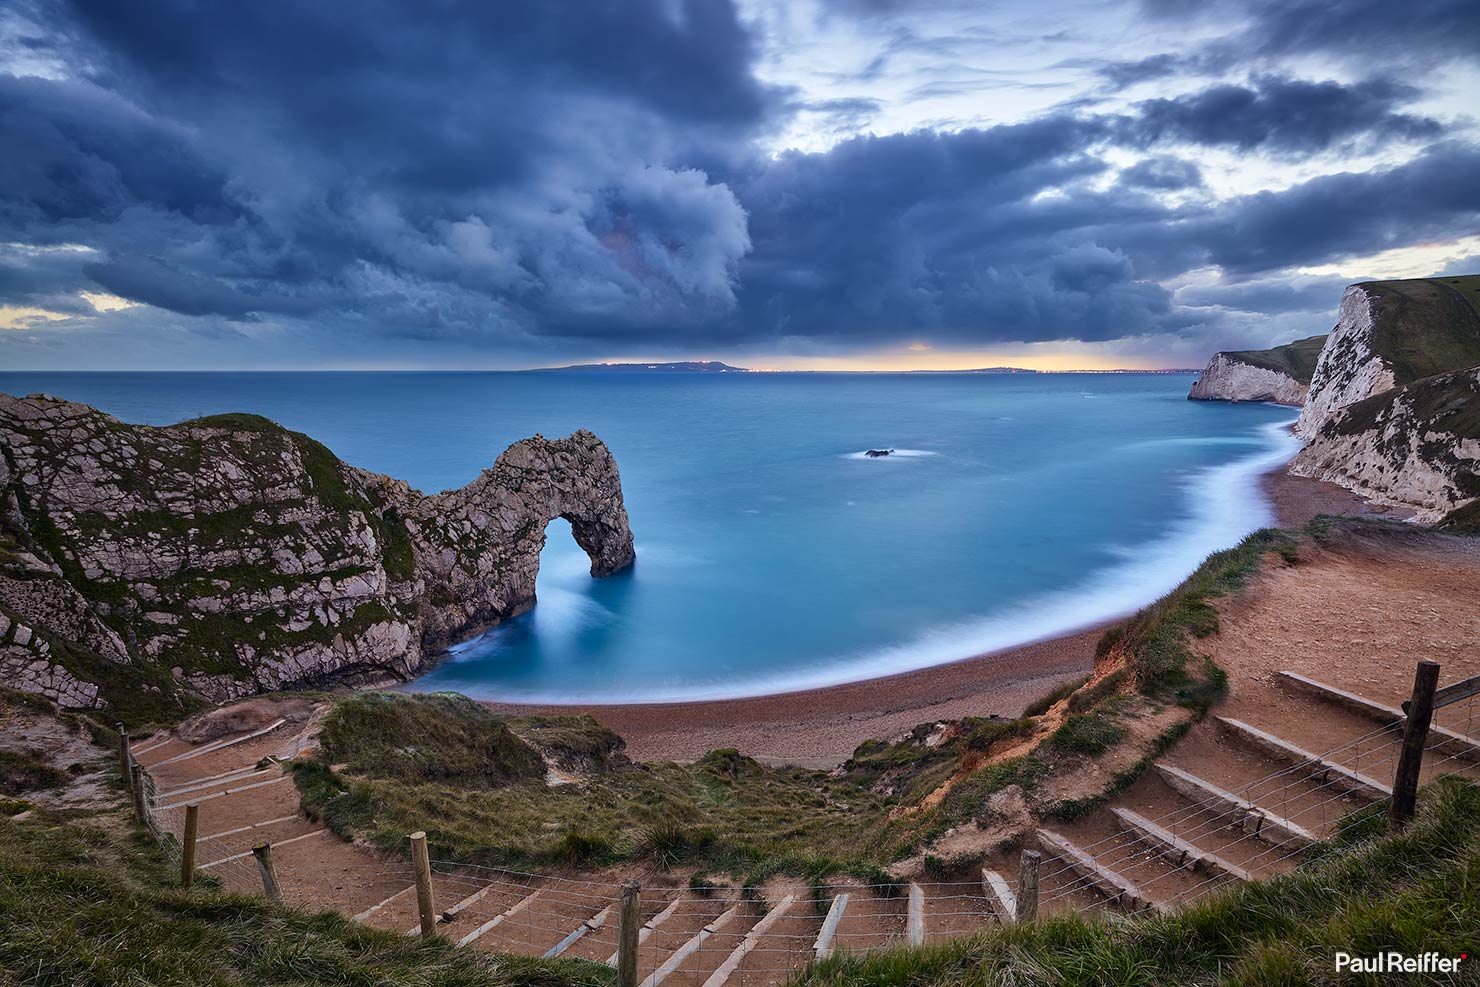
left=0, top=394, right=634, bottom=712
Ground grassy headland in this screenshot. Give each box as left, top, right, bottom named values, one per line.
left=1221, top=334, right=1327, bottom=384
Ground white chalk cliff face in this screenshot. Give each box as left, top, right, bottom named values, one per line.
left=1188, top=354, right=1308, bottom=406
left=1280, top=277, right=1480, bottom=521
left=1296, top=286, right=1397, bottom=436
left=0, top=394, right=634, bottom=712
left=1291, top=368, right=1480, bottom=521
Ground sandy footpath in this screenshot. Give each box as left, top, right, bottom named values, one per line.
left=483, top=465, right=1405, bottom=766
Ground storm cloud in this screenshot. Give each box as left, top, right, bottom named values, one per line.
left=0, top=0, right=1477, bottom=366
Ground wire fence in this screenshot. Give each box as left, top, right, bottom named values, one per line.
left=121, top=663, right=1480, bottom=986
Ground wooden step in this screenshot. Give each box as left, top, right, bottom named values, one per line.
left=1111, top=808, right=1252, bottom=882
left=1036, top=829, right=1169, bottom=916
left=1215, top=717, right=1393, bottom=800
left=980, top=869, right=1015, bottom=922
left=1154, top=763, right=1317, bottom=850
left=545, top=905, right=612, bottom=959
left=1279, top=671, right=1480, bottom=763
left=155, top=773, right=291, bottom=812
left=150, top=719, right=287, bottom=767
left=354, top=883, right=416, bottom=924
left=642, top=902, right=744, bottom=987
left=457, top=889, right=541, bottom=947
left=199, top=828, right=327, bottom=869
left=700, top=895, right=796, bottom=987
left=813, top=893, right=849, bottom=959
left=159, top=766, right=277, bottom=800
left=604, top=897, right=682, bottom=966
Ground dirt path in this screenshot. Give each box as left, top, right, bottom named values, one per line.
left=977, top=522, right=1480, bottom=916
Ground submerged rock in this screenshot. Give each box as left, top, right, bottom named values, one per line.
left=864, top=448, right=894, bottom=458
left=0, top=394, right=634, bottom=710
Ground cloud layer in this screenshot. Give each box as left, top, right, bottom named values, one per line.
left=1, top=0, right=1477, bottom=366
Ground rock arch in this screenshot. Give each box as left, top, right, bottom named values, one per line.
left=406, top=430, right=636, bottom=650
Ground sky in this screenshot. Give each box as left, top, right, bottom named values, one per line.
left=1, top=0, right=1478, bottom=371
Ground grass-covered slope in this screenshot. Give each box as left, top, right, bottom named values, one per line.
left=0, top=806, right=612, bottom=987
left=1364, top=276, right=1480, bottom=386
left=794, top=776, right=1480, bottom=987
left=1221, top=333, right=1328, bottom=384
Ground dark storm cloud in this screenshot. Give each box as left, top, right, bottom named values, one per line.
left=1, top=0, right=771, bottom=338
left=1095, top=51, right=1233, bottom=89
left=1, top=0, right=1477, bottom=363
left=1122, top=77, right=1442, bottom=154
left=1136, top=0, right=1480, bottom=70
left=1195, top=141, right=1480, bottom=275
left=1237, top=0, right=1480, bottom=68
left=1117, top=157, right=1204, bottom=190
left=725, top=114, right=1480, bottom=347
left=732, top=117, right=1186, bottom=345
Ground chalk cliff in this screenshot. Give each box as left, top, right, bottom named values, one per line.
left=0, top=394, right=633, bottom=714
left=1187, top=335, right=1325, bottom=406
left=1291, top=367, right=1480, bottom=521
left=1284, top=276, right=1480, bottom=519
left=1298, top=279, right=1480, bottom=435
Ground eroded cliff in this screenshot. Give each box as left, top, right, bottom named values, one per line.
left=1285, top=276, right=1480, bottom=518
left=0, top=394, right=633, bottom=717
left=1291, top=367, right=1480, bottom=521
left=1187, top=334, right=1325, bottom=406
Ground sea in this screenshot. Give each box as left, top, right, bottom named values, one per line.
left=0, top=371, right=1299, bottom=704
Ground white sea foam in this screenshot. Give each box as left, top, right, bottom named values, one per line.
left=482, top=416, right=1301, bottom=704
left=842, top=448, right=938, bottom=460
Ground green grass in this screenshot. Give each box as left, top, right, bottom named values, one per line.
left=0, top=749, right=70, bottom=795
left=0, top=806, right=613, bottom=987
left=1363, top=276, right=1480, bottom=386
left=1022, top=677, right=1090, bottom=717
left=1095, top=528, right=1297, bottom=703
left=1439, top=498, right=1480, bottom=534
left=294, top=694, right=1046, bottom=880
left=316, top=692, right=546, bottom=786
left=1047, top=713, right=1126, bottom=757
left=1222, top=333, right=1327, bottom=384
left=792, top=776, right=1480, bottom=987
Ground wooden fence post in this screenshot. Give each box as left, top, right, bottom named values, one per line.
left=617, top=880, right=641, bottom=987
left=116, top=722, right=132, bottom=777
left=252, top=842, right=283, bottom=902
left=129, top=763, right=148, bottom=824
left=1389, top=660, right=1441, bottom=832
left=410, top=831, right=437, bottom=937
left=1016, top=849, right=1041, bottom=923
left=181, top=804, right=200, bottom=887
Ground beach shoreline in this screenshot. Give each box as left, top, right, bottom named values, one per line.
left=480, top=460, right=1402, bottom=765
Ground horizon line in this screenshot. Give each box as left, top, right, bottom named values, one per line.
left=0, top=365, right=1204, bottom=375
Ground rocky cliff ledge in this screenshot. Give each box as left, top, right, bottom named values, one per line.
left=0, top=394, right=633, bottom=715
left=1188, top=334, right=1325, bottom=406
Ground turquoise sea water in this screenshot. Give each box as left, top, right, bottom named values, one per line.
left=0, top=371, right=1297, bottom=703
